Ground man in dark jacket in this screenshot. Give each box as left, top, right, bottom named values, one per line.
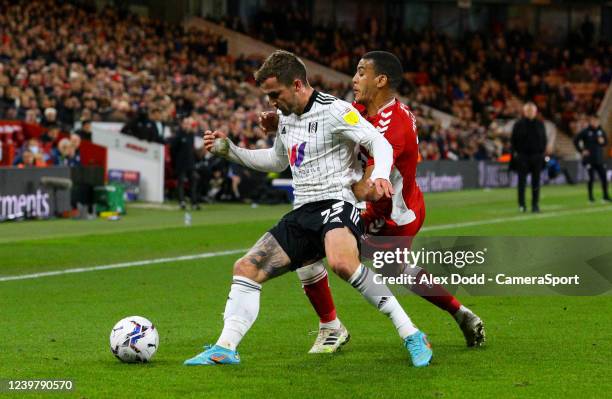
left=74, top=120, right=93, bottom=141
left=121, top=108, right=166, bottom=143
left=511, top=102, right=547, bottom=212
left=171, top=117, right=200, bottom=210
left=574, top=116, right=610, bottom=202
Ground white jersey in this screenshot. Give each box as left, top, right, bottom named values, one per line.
left=273, top=91, right=385, bottom=208
left=226, top=90, right=393, bottom=209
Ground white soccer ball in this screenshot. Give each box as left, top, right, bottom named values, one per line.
left=110, top=316, right=159, bottom=363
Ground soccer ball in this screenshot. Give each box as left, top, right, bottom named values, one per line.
left=110, top=316, right=159, bottom=363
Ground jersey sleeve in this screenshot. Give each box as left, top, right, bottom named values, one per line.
left=226, top=135, right=289, bottom=173
left=366, top=119, right=408, bottom=167
left=328, top=100, right=393, bottom=181
left=272, top=132, right=287, bottom=159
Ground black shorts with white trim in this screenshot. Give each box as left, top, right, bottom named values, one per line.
left=268, top=199, right=364, bottom=270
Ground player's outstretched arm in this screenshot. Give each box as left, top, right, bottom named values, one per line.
left=203, top=130, right=288, bottom=173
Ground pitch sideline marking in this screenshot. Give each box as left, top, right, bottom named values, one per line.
left=0, top=249, right=247, bottom=282
left=421, top=205, right=612, bottom=232
left=2, top=205, right=611, bottom=283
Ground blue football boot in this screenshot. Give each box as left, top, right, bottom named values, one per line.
left=404, top=331, right=433, bottom=367
left=183, top=344, right=240, bottom=366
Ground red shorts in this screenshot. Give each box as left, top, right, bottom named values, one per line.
left=361, top=205, right=425, bottom=252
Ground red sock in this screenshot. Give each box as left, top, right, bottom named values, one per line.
left=303, top=274, right=337, bottom=323
left=411, top=270, right=462, bottom=315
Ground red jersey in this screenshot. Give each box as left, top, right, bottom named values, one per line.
left=355, top=99, right=425, bottom=233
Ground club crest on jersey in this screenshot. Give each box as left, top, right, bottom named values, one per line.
left=288, top=142, right=307, bottom=167
left=281, top=126, right=287, bottom=134
left=308, top=121, right=318, bottom=134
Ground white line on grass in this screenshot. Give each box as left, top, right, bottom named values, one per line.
left=2, top=205, right=610, bottom=283
left=421, top=205, right=612, bottom=232
left=0, top=249, right=247, bottom=282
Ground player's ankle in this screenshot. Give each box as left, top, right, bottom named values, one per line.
left=215, top=340, right=237, bottom=351
left=319, top=318, right=341, bottom=330
left=453, top=305, right=470, bottom=321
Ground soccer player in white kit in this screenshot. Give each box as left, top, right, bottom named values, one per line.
left=183, top=50, right=433, bottom=367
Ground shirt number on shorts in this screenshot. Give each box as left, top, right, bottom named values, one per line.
left=321, top=201, right=344, bottom=224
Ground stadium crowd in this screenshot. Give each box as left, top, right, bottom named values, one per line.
left=246, top=7, right=610, bottom=159
left=1, top=1, right=609, bottom=204
left=0, top=1, right=355, bottom=202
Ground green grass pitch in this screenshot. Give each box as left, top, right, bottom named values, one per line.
left=1, top=185, right=611, bottom=398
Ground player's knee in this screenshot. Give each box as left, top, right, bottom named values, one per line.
left=296, top=260, right=325, bottom=282
left=233, top=257, right=259, bottom=279
left=327, top=255, right=357, bottom=280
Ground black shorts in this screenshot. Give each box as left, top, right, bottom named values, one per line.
left=269, top=199, right=364, bottom=270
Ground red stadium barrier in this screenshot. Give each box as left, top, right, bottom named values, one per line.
left=79, top=140, right=107, bottom=170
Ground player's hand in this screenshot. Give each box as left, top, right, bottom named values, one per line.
left=203, top=130, right=229, bottom=156
left=582, top=150, right=590, bottom=157
left=367, top=178, right=394, bottom=198
left=259, top=111, right=279, bottom=133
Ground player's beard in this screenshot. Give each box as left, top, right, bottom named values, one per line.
left=277, top=101, right=293, bottom=116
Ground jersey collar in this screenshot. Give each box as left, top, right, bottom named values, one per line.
left=302, top=90, right=318, bottom=114
left=352, top=98, right=396, bottom=120
left=352, top=102, right=366, bottom=115
left=377, top=98, right=396, bottom=115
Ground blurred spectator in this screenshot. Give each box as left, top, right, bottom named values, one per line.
left=74, top=120, right=93, bottom=141
left=41, top=108, right=58, bottom=127
left=52, top=138, right=79, bottom=167
left=16, top=149, right=45, bottom=168
left=148, top=108, right=167, bottom=144
left=40, top=125, right=61, bottom=155
left=0, top=86, right=11, bottom=115
left=170, top=117, right=200, bottom=210
left=207, top=169, right=227, bottom=202
left=69, top=133, right=82, bottom=165
left=13, top=138, right=45, bottom=166
left=121, top=108, right=166, bottom=143
left=194, top=145, right=227, bottom=202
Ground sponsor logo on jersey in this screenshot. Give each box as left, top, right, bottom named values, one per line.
left=288, top=142, right=307, bottom=167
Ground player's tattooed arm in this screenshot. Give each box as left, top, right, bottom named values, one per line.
left=352, top=165, right=383, bottom=202
left=244, top=233, right=291, bottom=278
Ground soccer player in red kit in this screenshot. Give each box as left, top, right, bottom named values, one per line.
left=293, top=51, right=485, bottom=353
